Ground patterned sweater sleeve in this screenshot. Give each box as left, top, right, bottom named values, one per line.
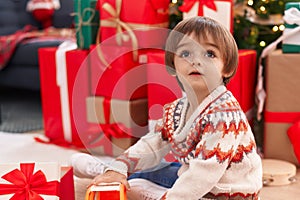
left=166, top=108, right=253, bottom=199
left=105, top=125, right=171, bottom=176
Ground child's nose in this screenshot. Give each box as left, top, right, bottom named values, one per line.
left=191, top=57, right=202, bottom=67
left=191, top=61, right=201, bottom=67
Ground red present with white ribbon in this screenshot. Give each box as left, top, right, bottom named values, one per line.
left=179, top=0, right=233, bottom=33
left=38, top=42, right=103, bottom=150
left=39, top=41, right=146, bottom=156
left=0, top=163, right=74, bottom=200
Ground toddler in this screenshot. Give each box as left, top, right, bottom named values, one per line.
left=71, top=16, right=262, bottom=200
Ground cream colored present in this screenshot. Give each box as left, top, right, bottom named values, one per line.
left=180, top=0, right=233, bottom=32
left=0, top=162, right=60, bottom=200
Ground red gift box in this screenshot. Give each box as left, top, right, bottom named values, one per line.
left=60, top=166, right=75, bottom=200
left=97, top=0, right=170, bottom=48
left=89, top=44, right=148, bottom=100
left=39, top=44, right=128, bottom=156
left=227, top=49, right=257, bottom=121
left=144, top=49, right=183, bottom=122
left=180, top=0, right=234, bottom=33
left=0, top=163, right=74, bottom=200
left=38, top=45, right=100, bottom=150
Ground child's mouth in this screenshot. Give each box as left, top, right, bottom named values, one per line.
left=189, top=71, right=201, bottom=76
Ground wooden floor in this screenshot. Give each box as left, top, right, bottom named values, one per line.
left=74, top=168, right=300, bottom=200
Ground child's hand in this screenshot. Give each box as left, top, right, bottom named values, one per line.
left=88, top=170, right=131, bottom=191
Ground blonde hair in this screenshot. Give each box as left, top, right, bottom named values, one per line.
left=165, top=16, right=238, bottom=85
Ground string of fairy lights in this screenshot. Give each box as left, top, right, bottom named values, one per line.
left=234, top=0, right=300, bottom=54
left=244, top=0, right=285, bottom=49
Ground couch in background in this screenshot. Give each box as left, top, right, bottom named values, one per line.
left=0, top=0, right=74, bottom=91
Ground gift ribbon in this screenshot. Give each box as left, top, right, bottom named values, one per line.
left=86, top=98, right=134, bottom=155
left=101, top=0, right=138, bottom=60
left=56, top=40, right=78, bottom=143
left=284, top=7, right=300, bottom=26
left=0, top=163, right=59, bottom=200
left=283, top=7, right=300, bottom=45
left=179, top=0, right=217, bottom=16
left=100, top=98, right=134, bottom=138
left=101, top=123, right=133, bottom=138
left=265, top=111, right=300, bottom=124
left=287, top=119, right=300, bottom=164
left=95, top=32, right=110, bottom=68
left=72, top=0, right=99, bottom=49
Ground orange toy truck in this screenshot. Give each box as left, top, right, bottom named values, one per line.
left=85, top=182, right=127, bottom=200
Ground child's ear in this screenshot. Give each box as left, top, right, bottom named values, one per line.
left=222, top=71, right=232, bottom=78
left=222, top=67, right=236, bottom=79
left=222, top=71, right=234, bottom=85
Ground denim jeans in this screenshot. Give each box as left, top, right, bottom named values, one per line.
left=128, top=161, right=181, bottom=188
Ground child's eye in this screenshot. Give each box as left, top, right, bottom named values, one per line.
left=205, top=50, right=216, bottom=58
left=179, top=50, right=191, bottom=58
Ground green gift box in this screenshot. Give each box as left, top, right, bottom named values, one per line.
left=74, top=0, right=99, bottom=49
left=282, top=2, right=300, bottom=53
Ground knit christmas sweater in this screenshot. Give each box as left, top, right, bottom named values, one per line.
left=107, top=86, right=262, bottom=199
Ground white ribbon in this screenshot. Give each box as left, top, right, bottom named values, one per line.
left=283, top=7, right=300, bottom=45
left=284, top=7, right=300, bottom=26
left=55, top=40, right=78, bottom=142
left=255, top=7, right=300, bottom=120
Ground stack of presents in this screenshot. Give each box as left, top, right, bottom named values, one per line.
left=38, top=0, right=258, bottom=158
left=2, top=0, right=300, bottom=199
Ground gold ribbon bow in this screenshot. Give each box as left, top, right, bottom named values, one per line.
left=100, top=0, right=139, bottom=61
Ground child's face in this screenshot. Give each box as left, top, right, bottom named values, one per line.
left=173, top=32, right=227, bottom=96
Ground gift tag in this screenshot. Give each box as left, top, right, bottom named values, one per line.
left=262, top=159, right=297, bottom=186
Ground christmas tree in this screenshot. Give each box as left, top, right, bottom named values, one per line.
left=234, top=0, right=300, bottom=55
